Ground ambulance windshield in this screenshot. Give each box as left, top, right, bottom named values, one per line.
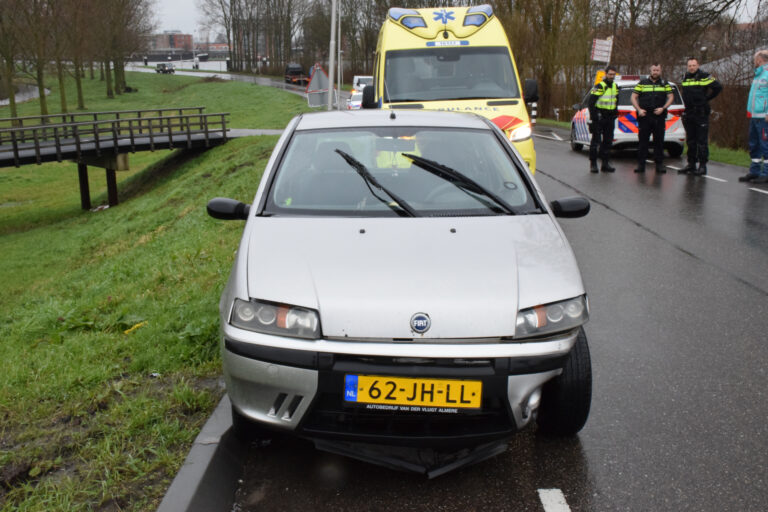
left=384, top=46, right=520, bottom=102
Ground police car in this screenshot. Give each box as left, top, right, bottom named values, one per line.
left=570, top=75, right=686, bottom=157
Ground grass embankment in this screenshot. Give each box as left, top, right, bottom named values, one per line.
left=0, top=72, right=310, bottom=510
left=535, top=117, right=751, bottom=167
left=1, top=71, right=313, bottom=235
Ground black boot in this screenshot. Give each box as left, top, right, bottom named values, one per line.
left=693, top=163, right=707, bottom=176
left=600, top=160, right=615, bottom=173
left=656, top=162, right=667, bottom=174
left=589, top=161, right=599, bottom=173
left=678, top=162, right=697, bottom=174
left=634, top=165, right=645, bottom=173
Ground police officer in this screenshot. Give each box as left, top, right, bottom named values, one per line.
left=631, top=64, right=674, bottom=173
left=588, top=65, right=618, bottom=173
left=679, top=57, right=722, bottom=175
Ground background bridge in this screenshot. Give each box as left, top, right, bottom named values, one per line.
left=0, top=107, right=229, bottom=209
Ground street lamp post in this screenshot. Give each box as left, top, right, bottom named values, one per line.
left=327, top=0, right=337, bottom=111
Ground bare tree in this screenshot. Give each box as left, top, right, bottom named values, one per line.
left=0, top=0, right=22, bottom=118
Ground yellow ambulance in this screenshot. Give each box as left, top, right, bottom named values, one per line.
left=365, top=5, right=537, bottom=171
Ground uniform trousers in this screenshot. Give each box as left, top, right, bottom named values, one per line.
left=589, top=115, right=616, bottom=162
left=637, top=114, right=666, bottom=166
left=682, top=110, right=710, bottom=165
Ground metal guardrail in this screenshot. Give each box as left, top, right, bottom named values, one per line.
left=0, top=112, right=229, bottom=167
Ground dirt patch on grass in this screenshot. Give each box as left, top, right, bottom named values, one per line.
left=0, top=373, right=224, bottom=508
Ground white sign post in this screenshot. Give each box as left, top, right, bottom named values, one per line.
left=591, top=36, right=613, bottom=63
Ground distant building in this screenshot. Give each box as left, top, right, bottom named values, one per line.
left=149, top=31, right=193, bottom=52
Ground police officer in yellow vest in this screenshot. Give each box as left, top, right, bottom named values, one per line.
left=631, top=63, right=674, bottom=173
left=588, top=65, right=618, bottom=173
left=679, top=57, right=722, bottom=176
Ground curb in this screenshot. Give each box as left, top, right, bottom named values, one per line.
left=157, top=395, right=245, bottom=512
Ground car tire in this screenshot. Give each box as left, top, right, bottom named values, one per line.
left=668, top=145, right=683, bottom=157
left=570, top=126, right=583, bottom=152
left=536, top=327, right=591, bottom=437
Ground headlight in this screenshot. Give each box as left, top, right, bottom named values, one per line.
left=508, top=123, right=532, bottom=142
left=230, top=299, right=320, bottom=339
left=515, top=296, right=588, bottom=338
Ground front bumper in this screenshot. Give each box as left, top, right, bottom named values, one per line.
left=222, top=329, right=578, bottom=446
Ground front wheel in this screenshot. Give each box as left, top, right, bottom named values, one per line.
left=536, top=327, right=592, bottom=436
left=667, top=145, right=683, bottom=157
left=570, top=126, right=583, bottom=152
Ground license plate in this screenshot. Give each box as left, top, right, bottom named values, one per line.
left=344, top=374, right=482, bottom=409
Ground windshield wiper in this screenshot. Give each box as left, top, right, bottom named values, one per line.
left=401, top=153, right=518, bottom=215
left=335, top=149, right=419, bottom=217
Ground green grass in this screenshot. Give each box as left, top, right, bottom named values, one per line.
left=0, top=71, right=315, bottom=235
left=535, top=117, right=750, bottom=167
left=0, top=71, right=309, bottom=510
left=3, top=71, right=314, bottom=129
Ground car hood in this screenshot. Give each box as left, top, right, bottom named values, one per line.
left=245, top=215, right=583, bottom=339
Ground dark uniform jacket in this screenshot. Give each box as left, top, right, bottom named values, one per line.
left=634, top=77, right=673, bottom=114
left=680, top=70, right=722, bottom=115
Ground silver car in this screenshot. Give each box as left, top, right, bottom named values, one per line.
left=208, top=110, right=592, bottom=452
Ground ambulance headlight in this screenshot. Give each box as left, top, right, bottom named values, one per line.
left=508, top=124, right=532, bottom=142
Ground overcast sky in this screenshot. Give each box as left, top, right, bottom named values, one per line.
left=154, top=0, right=204, bottom=38
left=152, top=0, right=762, bottom=41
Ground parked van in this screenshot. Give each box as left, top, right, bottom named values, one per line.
left=365, top=5, right=537, bottom=171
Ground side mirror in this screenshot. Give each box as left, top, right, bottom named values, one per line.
left=550, top=196, right=590, bottom=218
left=524, top=79, right=539, bottom=103
left=572, top=103, right=581, bottom=111
left=207, top=197, right=250, bottom=220
left=361, top=85, right=377, bottom=109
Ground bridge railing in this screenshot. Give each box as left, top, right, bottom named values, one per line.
left=0, top=112, right=229, bottom=167
left=0, top=107, right=207, bottom=144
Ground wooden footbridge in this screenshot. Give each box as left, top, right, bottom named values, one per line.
left=0, top=107, right=229, bottom=209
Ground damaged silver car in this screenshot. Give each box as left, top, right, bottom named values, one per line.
left=207, top=110, right=592, bottom=475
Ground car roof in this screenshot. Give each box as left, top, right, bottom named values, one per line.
left=614, top=77, right=678, bottom=87
left=295, top=110, right=493, bottom=131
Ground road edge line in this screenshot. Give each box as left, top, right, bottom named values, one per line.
left=538, top=488, right=572, bottom=512
left=157, top=395, right=246, bottom=512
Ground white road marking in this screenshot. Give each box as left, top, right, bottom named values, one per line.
left=749, top=187, right=768, bottom=195
left=538, top=489, right=572, bottom=512
left=668, top=165, right=681, bottom=170
left=534, top=133, right=564, bottom=142
left=549, top=131, right=563, bottom=141
left=703, top=175, right=727, bottom=182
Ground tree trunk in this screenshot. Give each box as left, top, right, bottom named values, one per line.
left=112, top=58, right=123, bottom=94
left=103, top=60, right=114, bottom=98
left=74, top=56, right=85, bottom=110
left=100, top=61, right=104, bottom=81
left=35, top=60, right=48, bottom=116
left=90, top=60, right=95, bottom=80
left=3, top=58, right=18, bottom=119
left=56, top=58, right=68, bottom=113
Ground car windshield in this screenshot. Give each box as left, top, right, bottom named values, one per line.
left=384, top=47, right=520, bottom=102
left=265, top=127, right=538, bottom=217
left=357, top=77, right=373, bottom=86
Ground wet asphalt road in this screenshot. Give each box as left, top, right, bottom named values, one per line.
left=230, top=126, right=768, bottom=511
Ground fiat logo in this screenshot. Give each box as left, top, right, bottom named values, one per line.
left=410, top=313, right=431, bottom=334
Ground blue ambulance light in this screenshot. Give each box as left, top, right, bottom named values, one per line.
left=463, top=14, right=486, bottom=27
left=464, top=4, right=493, bottom=26
left=467, top=4, right=493, bottom=17
left=389, top=8, right=419, bottom=21
left=402, top=16, right=427, bottom=29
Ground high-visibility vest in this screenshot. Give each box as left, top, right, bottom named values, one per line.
left=592, top=81, right=618, bottom=111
